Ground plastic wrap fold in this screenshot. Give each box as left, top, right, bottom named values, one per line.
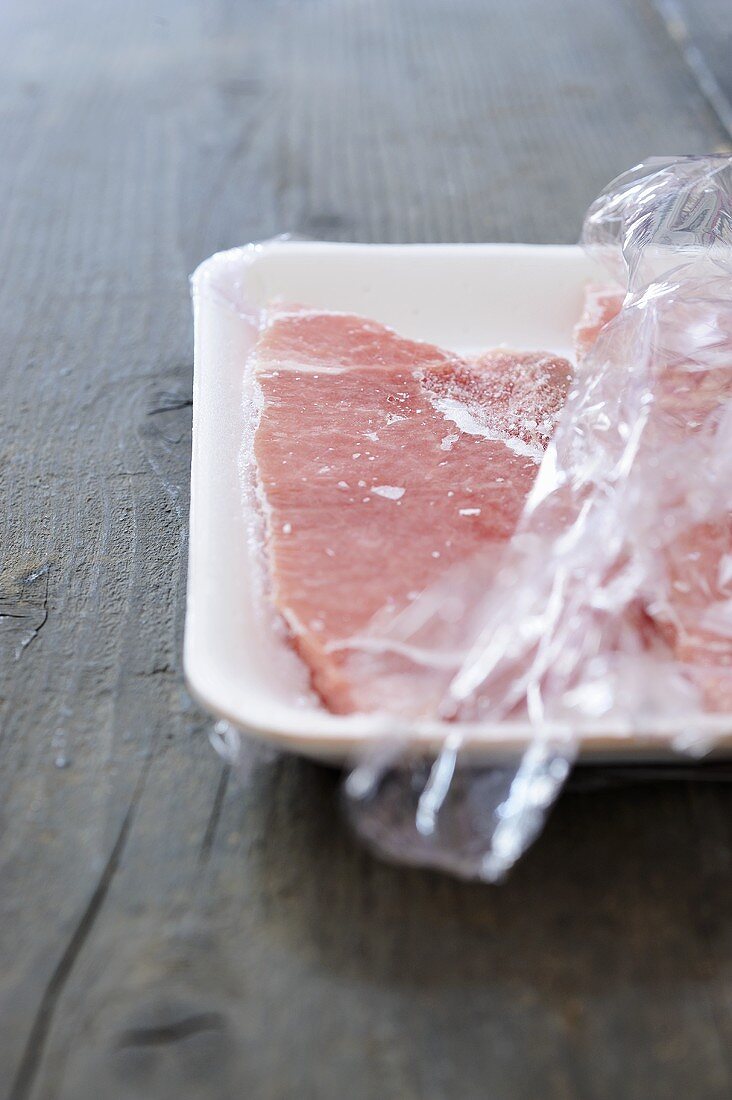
left=344, top=155, right=732, bottom=880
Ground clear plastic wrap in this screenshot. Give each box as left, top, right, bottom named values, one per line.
left=343, top=155, right=732, bottom=879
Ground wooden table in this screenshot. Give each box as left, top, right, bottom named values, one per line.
left=2, top=2, right=732, bottom=1097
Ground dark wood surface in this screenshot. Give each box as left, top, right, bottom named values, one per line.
left=2, top=1, right=732, bottom=1097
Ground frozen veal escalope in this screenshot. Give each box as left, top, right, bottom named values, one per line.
left=251, top=304, right=572, bottom=713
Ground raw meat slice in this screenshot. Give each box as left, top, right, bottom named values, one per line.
left=646, top=346, right=732, bottom=710
left=573, top=283, right=624, bottom=360
left=575, top=283, right=732, bottom=712
left=652, top=520, right=732, bottom=711
left=252, top=305, right=572, bottom=713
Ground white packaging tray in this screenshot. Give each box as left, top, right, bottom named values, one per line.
left=185, top=241, right=732, bottom=761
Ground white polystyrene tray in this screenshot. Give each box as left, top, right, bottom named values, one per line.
left=185, top=241, right=732, bottom=762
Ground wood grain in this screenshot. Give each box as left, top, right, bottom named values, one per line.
left=1, top=1, right=731, bottom=1097
left=650, top=0, right=732, bottom=140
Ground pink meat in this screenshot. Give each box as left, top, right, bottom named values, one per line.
left=253, top=305, right=572, bottom=713
left=575, top=283, right=732, bottom=712
left=573, top=283, right=624, bottom=360
left=653, top=520, right=732, bottom=711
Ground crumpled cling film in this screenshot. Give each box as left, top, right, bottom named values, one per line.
left=344, top=155, right=732, bottom=881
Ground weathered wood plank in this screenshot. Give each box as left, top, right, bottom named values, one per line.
left=649, top=0, right=732, bottom=141
left=1, top=1, right=731, bottom=1098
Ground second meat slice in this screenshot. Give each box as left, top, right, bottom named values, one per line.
left=253, top=304, right=572, bottom=713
